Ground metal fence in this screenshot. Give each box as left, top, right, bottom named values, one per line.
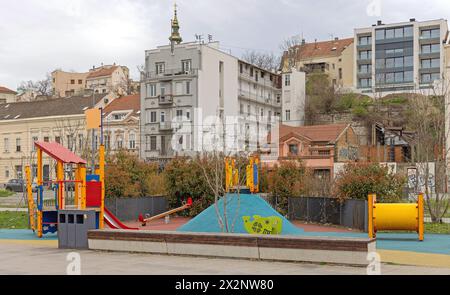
left=105, top=196, right=168, bottom=221
left=288, top=197, right=368, bottom=232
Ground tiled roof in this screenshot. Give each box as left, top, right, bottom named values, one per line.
left=0, top=94, right=106, bottom=121
left=104, top=94, right=140, bottom=116
left=0, top=86, right=17, bottom=95
left=285, top=38, right=354, bottom=61
left=87, top=66, right=119, bottom=79
left=279, top=124, right=349, bottom=144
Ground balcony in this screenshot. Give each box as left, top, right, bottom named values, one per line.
left=144, top=68, right=198, bottom=80
left=159, top=95, right=174, bottom=105
left=159, top=122, right=173, bottom=131
left=238, top=90, right=281, bottom=108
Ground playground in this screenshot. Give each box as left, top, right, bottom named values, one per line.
left=0, top=110, right=449, bottom=272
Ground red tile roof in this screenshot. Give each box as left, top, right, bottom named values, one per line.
left=87, top=66, right=119, bottom=79
left=0, top=86, right=17, bottom=95
left=285, top=38, right=354, bottom=61
left=279, top=124, right=349, bottom=144
left=104, top=94, right=140, bottom=116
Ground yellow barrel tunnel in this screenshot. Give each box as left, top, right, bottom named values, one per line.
left=368, top=194, right=424, bottom=241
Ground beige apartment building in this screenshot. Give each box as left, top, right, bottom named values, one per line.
left=52, top=64, right=130, bottom=98
left=0, top=94, right=107, bottom=185
left=51, top=70, right=89, bottom=97
left=103, top=94, right=140, bottom=156
left=0, top=86, right=17, bottom=104
left=86, top=65, right=129, bottom=96
left=281, top=37, right=355, bottom=90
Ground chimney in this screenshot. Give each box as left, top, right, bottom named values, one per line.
left=334, top=37, right=339, bottom=41
left=314, top=39, right=318, bottom=49
left=377, top=20, right=382, bottom=25
left=301, top=38, right=306, bottom=45
left=410, top=18, right=416, bottom=22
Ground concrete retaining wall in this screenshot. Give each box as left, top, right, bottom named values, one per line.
left=88, top=230, right=375, bottom=266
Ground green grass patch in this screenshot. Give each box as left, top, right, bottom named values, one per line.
left=0, top=190, right=14, bottom=198
left=424, top=223, right=450, bottom=234
left=0, top=211, right=29, bottom=229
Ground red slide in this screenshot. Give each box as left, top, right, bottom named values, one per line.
left=103, top=208, right=138, bottom=230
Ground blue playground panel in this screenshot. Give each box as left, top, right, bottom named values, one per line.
left=178, top=194, right=304, bottom=235
left=0, top=229, right=57, bottom=241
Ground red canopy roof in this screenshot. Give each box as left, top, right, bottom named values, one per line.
left=35, top=142, right=87, bottom=164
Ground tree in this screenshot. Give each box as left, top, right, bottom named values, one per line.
left=18, top=73, right=53, bottom=98
left=241, top=50, right=281, bottom=72
left=332, top=163, right=405, bottom=203
left=266, top=160, right=308, bottom=215
left=406, top=92, right=450, bottom=222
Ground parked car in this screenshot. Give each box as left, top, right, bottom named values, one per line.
left=5, top=179, right=25, bottom=193
left=5, top=179, right=38, bottom=193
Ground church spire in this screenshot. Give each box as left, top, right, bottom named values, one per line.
left=169, top=2, right=183, bottom=49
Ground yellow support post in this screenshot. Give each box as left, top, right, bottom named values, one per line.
left=57, top=160, right=64, bottom=210
left=80, top=165, right=87, bottom=210
left=418, top=193, right=424, bottom=242
left=99, top=144, right=105, bottom=229
left=74, top=166, right=80, bottom=208
left=25, top=166, right=36, bottom=231
left=368, top=194, right=375, bottom=239
left=36, top=148, right=43, bottom=238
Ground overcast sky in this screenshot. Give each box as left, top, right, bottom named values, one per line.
left=1, top=0, right=450, bottom=90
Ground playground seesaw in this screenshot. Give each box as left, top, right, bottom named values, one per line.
left=139, top=198, right=193, bottom=226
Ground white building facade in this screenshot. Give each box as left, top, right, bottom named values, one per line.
left=139, top=42, right=286, bottom=161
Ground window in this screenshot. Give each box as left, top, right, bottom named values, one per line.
left=55, top=136, right=61, bottom=144
left=260, top=108, right=264, bottom=118
left=358, top=36, right=371, bottom=45
left=104, top=135, right=111, bottom=150
left=404, top=71, right=414, bottom=82
left=160, top=111, right=165, bottom=123
left=150, top=111, right=157, bottom=123
left=247, top=105, right=251, bottom=116
left=285, top=74, right=290, bottom=86
left=339, top=68, right=343, bottom=79
left=77, top=135, right=83, bottom=150
left=32, top=136, right=38, bottom=151
left=375, top=29, right=385, bottom=40
left=421, top=28, right=440, bottom=39
left=404, top=26, right=414, bottom=37
left=395, top=72, right=403, bottom=83
left=176, top=109, right=183, bottom=118
left=404, top=56, right=414, bottom=67
left=116, top=136, right=123, bottom=149
left=394, top=28, right=404, bottom=38
left=5, top=167, right=9, bottom=179
left=240, top=104, right=244, bottom=115
left=255, top=71, right=259, bottom=82
left=385, top=58, right=395, bottom=68
left=70, top=80, right=75, bottom=85
left=421, top=73, right=441, bottom=84
left=421, top=58, right=440, bottom=69
left=289, top=144, right=298, bottom=155
left=147, top=84, right=156, bottom=97
left=156, top=62, right=165, bottom=74
left=359, top=64, right=371, bottom=73
left=394, top=57, right=403, bottom=68
left=186, top=81, right=191, bottom=95
left=376, top=59, right=385, bottom=69
left=78, top=80, right=83, bottom=85
left=15, top=165, right=23, bottom=179
left=150, top=136, right=157, bottom=151
left=250, top=67, right=254, bottom=77
left=276, top=95, right=281, bottom=104
left=181, top=59, right=192, bottom=72
left=129, top=133, right=136, bottom=149
left=359, top=78, right=372, bottom=88
left=385, top=29, right=395, bottom=39
left=240, top=63, right=243, bottom=74
left=285, top=110, right=291, bottom=121
left=16, top=138, right=21, bottom=152
left=186, top=111, right=190, bottom=120
left=359, top=50, right=372, bottom=60
left=4, top=138, right=9, bottom=153
left=385, top=73, right=395, bottom=83
left=421, top=44, right=440, bottom=54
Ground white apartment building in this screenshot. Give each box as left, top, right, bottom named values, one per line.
left=281, top=69, right=306, bottom=127
left=354, top=18, right=450, bottom=96
left=140, top=41, right=285, bottom=161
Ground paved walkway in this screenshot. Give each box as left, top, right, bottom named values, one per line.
left=0, top=241, right=449, bottom=275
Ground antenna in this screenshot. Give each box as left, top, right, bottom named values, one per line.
left=195, top=34, right=204, bottom=44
